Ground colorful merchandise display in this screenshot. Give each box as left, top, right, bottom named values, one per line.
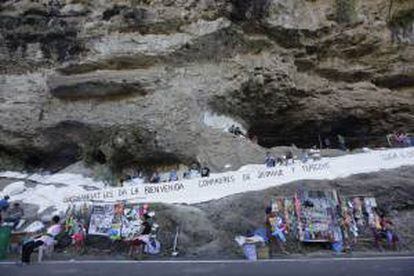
left=264, top=190, right=390, bottom=250
left=268, top=197, right=298, bottom=241
left=88, top=204, right=116, bottom=236
left=340, top=196, right=381, bottom=245
left=65, top=201, right=160, bottom=254
left=295, top=189, right=342, bottom=242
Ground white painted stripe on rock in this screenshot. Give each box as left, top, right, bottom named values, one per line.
left=1, top=147, right=414, bottom=213
left=63, top=147, right=414, bottom=205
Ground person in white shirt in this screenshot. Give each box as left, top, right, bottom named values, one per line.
left=21, top=215, right=62, bottom=264
left=309, top=146, right=321, bottom=161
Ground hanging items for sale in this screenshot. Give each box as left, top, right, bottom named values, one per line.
left=66, top=201, right=161, bottom=255
left=339, top=195, right=382, bottom=247
left=266, top=196, right=298, bottom=243
left=295, top=189, right=342, bottom=243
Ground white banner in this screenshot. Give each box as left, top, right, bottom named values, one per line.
left=64, top=147, right=414, bottom=205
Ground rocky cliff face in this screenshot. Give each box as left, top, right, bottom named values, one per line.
left=0, top=0, right=413, bottom=172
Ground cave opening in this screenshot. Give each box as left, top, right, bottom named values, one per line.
left=248, top=116, right=387, bottom=149
left=127, top=152, right=190, bottom=176
left=105, top=148, right=192, bottom=178
left=24, top=143, right=81, bottom=172
left=90, top=149, right=107, bottom=164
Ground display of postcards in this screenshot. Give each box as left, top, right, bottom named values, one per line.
left=89, top=204, right=116, bottom=236
left=342, top=196, right=380, bottom=239
left=89, top=215, right=114, bottom=236
left=86, top=202, right=152, bottom=238
left=295, top=189, right=341, bottom=242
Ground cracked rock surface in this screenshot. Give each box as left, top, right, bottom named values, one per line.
left=0, top=0, right=413, bottom=171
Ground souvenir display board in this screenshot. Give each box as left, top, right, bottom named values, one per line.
left=295, top=189, right=342, bottom=242
left=84, top=202, right=155, bottom=239
left=88, top=204, right=115, bottom=236
left=265, top=190, right=391, bottom=247
left=71, top=202, right=152, bottom=239
left=63, top=202, right=161, bottom=255
left=268, top=196, right=298, bottom=239
left=340, top=196, right=380, bottom=243
left=121, top=204, right=145, bottom=240
left=108, top=203, right=124, bottom=240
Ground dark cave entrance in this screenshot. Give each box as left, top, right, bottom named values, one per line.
left=24, top=143, right=81, bottom=172
left=248, top=116, right=388, bottom=149
left=107, top=148, right=191, bottom=176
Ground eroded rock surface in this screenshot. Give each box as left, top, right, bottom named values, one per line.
left=0, top=0, right=413, bottom=171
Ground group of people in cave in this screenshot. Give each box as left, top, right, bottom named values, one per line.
left=232, top=123, right=413, bottom=151
left=148, top=163, right=211, bottom=184
left=120, top=162, right=211, bottom=185
left=119, top=128, right=412, bottom=186
left=264, top=148, right=321, bottom=167
left=388, top=130, right=413, bottom=147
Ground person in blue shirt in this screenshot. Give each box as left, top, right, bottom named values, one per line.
left=265, top=152, right=276, bottom=168
left=169, top=170, right=179, bottom=182
left=4, top=202, right=24, bottom=229
left=149, top=172, right=161, bottom=183
left=0, top=195, right=10, bottom=212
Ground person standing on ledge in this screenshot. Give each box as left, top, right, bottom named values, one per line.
left=169, top=170, right=179, bottom=182
left=337, top=134, right=347, bottom=151
left=265, top=152, right=276, bottom=168
left=201, top=166, right=210, bottom=177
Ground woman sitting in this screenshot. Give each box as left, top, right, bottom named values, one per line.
left=21, top=215, right=62, bottom=264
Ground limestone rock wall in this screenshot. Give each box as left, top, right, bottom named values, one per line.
left=0, top=0, right=413, bottom=171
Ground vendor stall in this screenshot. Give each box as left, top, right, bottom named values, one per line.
left=295, top=189, right=342, bottom=243
left=66, top=201, right=161, bottom=256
